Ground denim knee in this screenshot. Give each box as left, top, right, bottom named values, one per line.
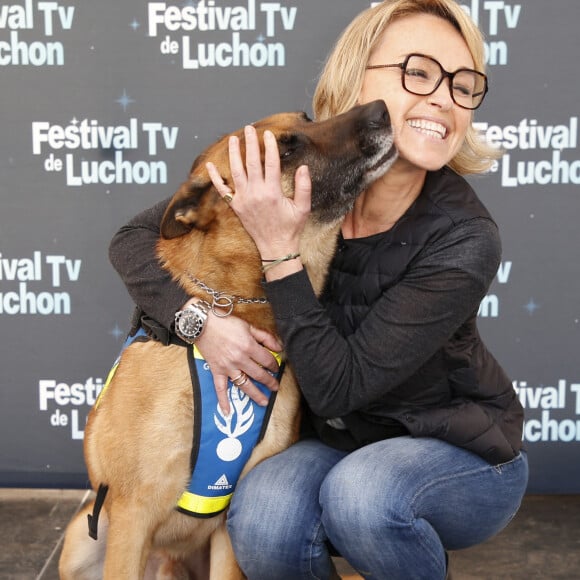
left=319, top=442, right=416, bottom=533
left=226, top=441, right=346, bottom=580
left=227, top=458, right=290, bottom=552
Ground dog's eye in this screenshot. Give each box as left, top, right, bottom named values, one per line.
left=278, top=134, right=300, bottom=160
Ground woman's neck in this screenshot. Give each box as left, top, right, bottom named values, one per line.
left=342, top=165, right=427, bottom=239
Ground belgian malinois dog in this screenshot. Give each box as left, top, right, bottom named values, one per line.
left=59, top=99, right=396, bottom=580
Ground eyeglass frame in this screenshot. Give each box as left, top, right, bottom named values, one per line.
left=365, top=52, right=488, bottom=110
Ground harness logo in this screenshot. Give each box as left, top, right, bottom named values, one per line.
left=209, top=474, right=232, bottom=491
left=214, top=386, right=255, bottom=461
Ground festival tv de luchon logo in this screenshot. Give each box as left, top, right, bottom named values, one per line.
left=147, top=0, right=298, bottom=69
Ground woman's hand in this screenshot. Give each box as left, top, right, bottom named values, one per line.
left=194, top=306, right=283, bottom=415
left=199, top=125, right=310, bottom=413
left=206, top=125, right=312, bottom=261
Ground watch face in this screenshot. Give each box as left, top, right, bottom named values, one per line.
left=178, top=311, right=203, bottom=338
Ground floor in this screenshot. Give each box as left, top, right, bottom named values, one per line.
left=0, top=489, right=578, bottom=579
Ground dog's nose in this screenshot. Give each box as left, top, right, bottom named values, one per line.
left=362, top=100, right=391, bottom=131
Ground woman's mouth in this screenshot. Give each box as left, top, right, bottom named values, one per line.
left=407, top=119, right=448, bottom=140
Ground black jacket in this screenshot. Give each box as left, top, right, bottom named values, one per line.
left=263, top=167, right=524, bottom=465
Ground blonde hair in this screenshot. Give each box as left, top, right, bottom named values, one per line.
left=312, top=0, right=501, bottom=175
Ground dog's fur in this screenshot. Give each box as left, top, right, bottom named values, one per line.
left=59, top=100, right=395, bottom=580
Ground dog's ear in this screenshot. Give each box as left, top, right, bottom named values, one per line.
left=160, top=173, right=218, bottom=239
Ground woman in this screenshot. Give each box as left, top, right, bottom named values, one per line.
left=109, top=1, right=528, bottom=578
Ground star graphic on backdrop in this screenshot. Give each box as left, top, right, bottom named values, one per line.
left=256, top=34, right=266, bottom=43
left=129, top=19, right=140, bottom=31
left=523, top=299, right=540, bottom=315
left=116, top=90, right=135, bottom=111
left=109, top=324, right=125, bottom=340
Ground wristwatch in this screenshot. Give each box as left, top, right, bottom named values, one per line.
left=174, top=300, right=210, bottom=344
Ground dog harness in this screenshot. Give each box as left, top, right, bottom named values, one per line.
left=177, top=345, right=281, bottom=518
left=88, top=327, right=282, bottom=539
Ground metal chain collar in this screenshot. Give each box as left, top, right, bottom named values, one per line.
left=187, top=274, right=269, bottom=317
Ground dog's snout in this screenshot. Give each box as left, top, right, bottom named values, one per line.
left=362, top=100, right=391, bottom=131
left=355, top=100, right=393, bottom=158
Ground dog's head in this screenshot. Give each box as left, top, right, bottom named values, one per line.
left=160, top=100, right=396, bottom=240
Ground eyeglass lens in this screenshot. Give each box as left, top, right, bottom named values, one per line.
left=403, top=54, right=486, bottom=109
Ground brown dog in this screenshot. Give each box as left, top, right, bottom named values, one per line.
left=59, top=99, right=395, bottom=580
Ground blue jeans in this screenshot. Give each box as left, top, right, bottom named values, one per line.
left=227, top=437, right=528, bottom=580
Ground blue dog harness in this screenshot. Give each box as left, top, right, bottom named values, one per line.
left=177, top=345, right=281, bottom=517
left=88, top=326, right=281, bottom=539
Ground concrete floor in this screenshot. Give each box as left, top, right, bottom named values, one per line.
left=0, top=489, right=578, bottom=579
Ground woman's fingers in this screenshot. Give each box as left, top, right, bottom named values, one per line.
left=249, top=325, right=283, bottom=357
left=213, top=374, right=232, bottom=416
left=228, top=134, right=248, bottom=192
left=214, top=361, right=278, bottom=416
left=238, top=360, right=279, bottom=395
left=206, top=161, right=232, bottom=199
left=195, top=312, right=282, bottom=416
left=207, top=126, right=285, bottom=214
left=294, top=165, right=312, bottom=214
left=263, top=130, right=281, bottom=188
left=243, top=125, right=264, bottom=184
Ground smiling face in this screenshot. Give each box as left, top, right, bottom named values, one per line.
left=359, top=13, right=475, bottom=173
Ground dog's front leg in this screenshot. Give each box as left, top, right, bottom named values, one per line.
left=103, top=500, right=153, bottom=580
left=209, top=524, right=245, bottom=580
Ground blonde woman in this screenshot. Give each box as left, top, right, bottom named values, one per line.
left=110, top=1, right=528, bottom=578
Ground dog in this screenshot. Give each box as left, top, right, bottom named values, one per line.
left=59, top=99, right=396, bottom=580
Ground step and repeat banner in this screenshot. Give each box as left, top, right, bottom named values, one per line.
left=1, top=1, right=579, bottom=494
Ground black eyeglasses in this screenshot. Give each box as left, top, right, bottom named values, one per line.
left=366, top=53, right=488, bottom=110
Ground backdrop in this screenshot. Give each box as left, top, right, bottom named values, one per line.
left=1, top=0, right=579, bottom=494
